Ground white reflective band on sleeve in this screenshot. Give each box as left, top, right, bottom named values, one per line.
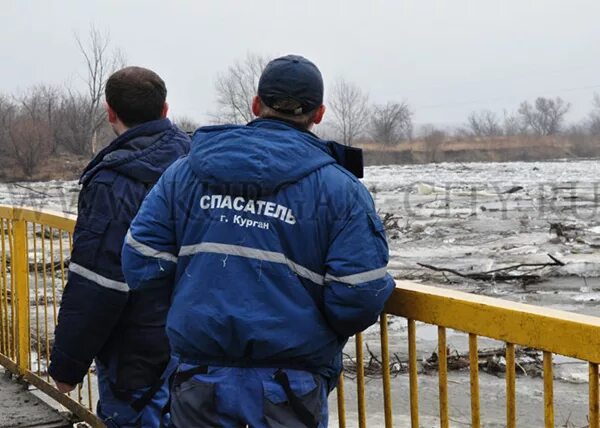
left=179, top=242, right=325, bottom=286
left=286, top=260, right=326, bottom=286
left=125, top=231, right=178, bottom=263
left=69, top=263, right=129, bottom=292
left=325, top=266, right=389, bottom=285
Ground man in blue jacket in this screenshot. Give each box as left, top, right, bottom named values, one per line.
left=49, top=66, right=190, bottom=427
left=122, top=55, right=395, bottom=427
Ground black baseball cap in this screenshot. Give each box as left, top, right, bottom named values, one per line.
left=258, top=55, right=324, bottom=116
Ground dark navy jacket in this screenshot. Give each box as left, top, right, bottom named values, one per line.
left=49, top=118, right=190, bottom=387
left=121, top=119, right=395, bottom=385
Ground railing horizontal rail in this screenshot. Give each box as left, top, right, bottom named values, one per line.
left=386, top=281, right=600, bottom=363
left=0, top=205, right=76, bottom=232
left=0, top=353, right=101, bottom=426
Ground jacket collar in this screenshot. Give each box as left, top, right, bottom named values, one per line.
left=79, top=118, right=172, bottom=184
left=247, top=118, right=364, bottom=179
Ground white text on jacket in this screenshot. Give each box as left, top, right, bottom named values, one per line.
left=200, top=195, right=296, bottom=225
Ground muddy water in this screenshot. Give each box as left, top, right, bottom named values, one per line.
left=2, top=158, right=600, bottom=425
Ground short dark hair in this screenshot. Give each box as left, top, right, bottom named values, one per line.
left=105, top=66, right=167, bottom=127
left=258, top=98, right=318, bottom=129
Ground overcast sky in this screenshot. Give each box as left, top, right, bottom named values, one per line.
left=2, top=0, right=600, bottom=128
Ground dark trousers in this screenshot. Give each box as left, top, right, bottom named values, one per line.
left=170, top=365, right=328, bottom=428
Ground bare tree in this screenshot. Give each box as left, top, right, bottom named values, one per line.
left=14, top=84, right=61, bottom=153
left=8, top=115, right=52, bottom=177
left=419, top=124, right=446, bottom=163
left=466, top=110, right=503, bottom=137
left=54, top=90, right=92, bottom=154
left=3, top=86, right=62, bottom=176
left=211, top=53, right=269, bottom=124
left=328, top=78, right=370, bottom=146
left=589, top=93, right=600, bottom=136
left=370, top=101, right=413, bottom=144
left=0, top=94, right=15, bottom=156
left=517, top=97, right=571, bottom=136
left=75, top=25, right=126, bottom=154
left=0, top=94, right=14, bottom=121
left=502, top=109, right=526, bottom=137
left=452, top=126, right=472, bottom=139
left=173, top=116, right=201, bottom=133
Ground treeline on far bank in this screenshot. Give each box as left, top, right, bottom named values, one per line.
left=353, top=95, right=600, bottom=165
left=1, top=80, right=598, bottom=181
left=2, top=45, right=600, bottom=180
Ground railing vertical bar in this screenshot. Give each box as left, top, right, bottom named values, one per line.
left=41, top=227, right=50, bottom=381
left=58, top=231, right=66, bottom=291
left=13, top=218, right=30, bottom=374
left=505, top=343, right=516, bottom=428
left=355, top=332, right=367, bottom=428
left=438, top=326, right=449, bottom=428
left=27, top=221, right=32, bottom=372
left=65, top=232, right=77, bottom=402
left=0, top=218, right=8, bottom=355
left=543, top=351, right=554, bottom=427
left=7, top=220, right=16, bottom=359
left=0, top=219, right=3, bottom=354
left=25, top=222, right=32, bottom=372
left=380, top=313, right=393, bottom=428
left=0, top=218, right=3, bottom=354
left=2, top=218, right=10, bottom=355
left=33, top=223, right=41, bottom=375
left=49, top=228, right=58, bottom=326
left=590, top=362, right=599, bottom=428
left=469, top=333, right=481, bottom=428
left=337, top=371, right=346, bottom=428
left=66, top=229, right=73, bottom=400
left=408, top=319, right=419, bottom=428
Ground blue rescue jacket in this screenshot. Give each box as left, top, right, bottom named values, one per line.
left=49, top=118, right=190, bottom=388
left=121, top=119, right=395, bottom=385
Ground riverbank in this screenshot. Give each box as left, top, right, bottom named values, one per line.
left=359, top=135, right=600, bottom=165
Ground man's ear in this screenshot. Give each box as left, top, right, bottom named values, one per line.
left=106, top=103, right=118, bottom=124
left=252, top=96, right=261, bottom=117
left=312, top=105, right=326, bottom=125
left=161, top=102, right=169, bottom=118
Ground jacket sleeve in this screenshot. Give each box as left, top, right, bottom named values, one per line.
left=121, top=175, right=178, bottom=293
left=323, top=182, right=396, bottom=338
left=49, top=180, right=141, bottom=385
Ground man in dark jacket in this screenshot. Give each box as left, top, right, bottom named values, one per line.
left=121, top=55, right=395, bottom=427
left=49, top=66, right=190, bottom=427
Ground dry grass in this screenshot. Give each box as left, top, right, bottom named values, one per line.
left=357, top=135, right=599, bottom=165
left=0, top=135, right=598, bottom=181
left=0, top=153, right=89, bottom=182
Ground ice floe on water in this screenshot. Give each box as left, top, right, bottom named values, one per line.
left=2, top=159, right=600, bottom=310
left=0, top=180, right=79, bottom=214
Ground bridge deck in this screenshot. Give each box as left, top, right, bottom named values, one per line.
left=0, top=369, right=70, bottom=428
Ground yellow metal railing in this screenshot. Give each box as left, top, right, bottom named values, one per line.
left=336, top=283, right=600, bottom=427
left=2, top=206, right=600, bottom=426
left=0, top=205, right=102, bottom=427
